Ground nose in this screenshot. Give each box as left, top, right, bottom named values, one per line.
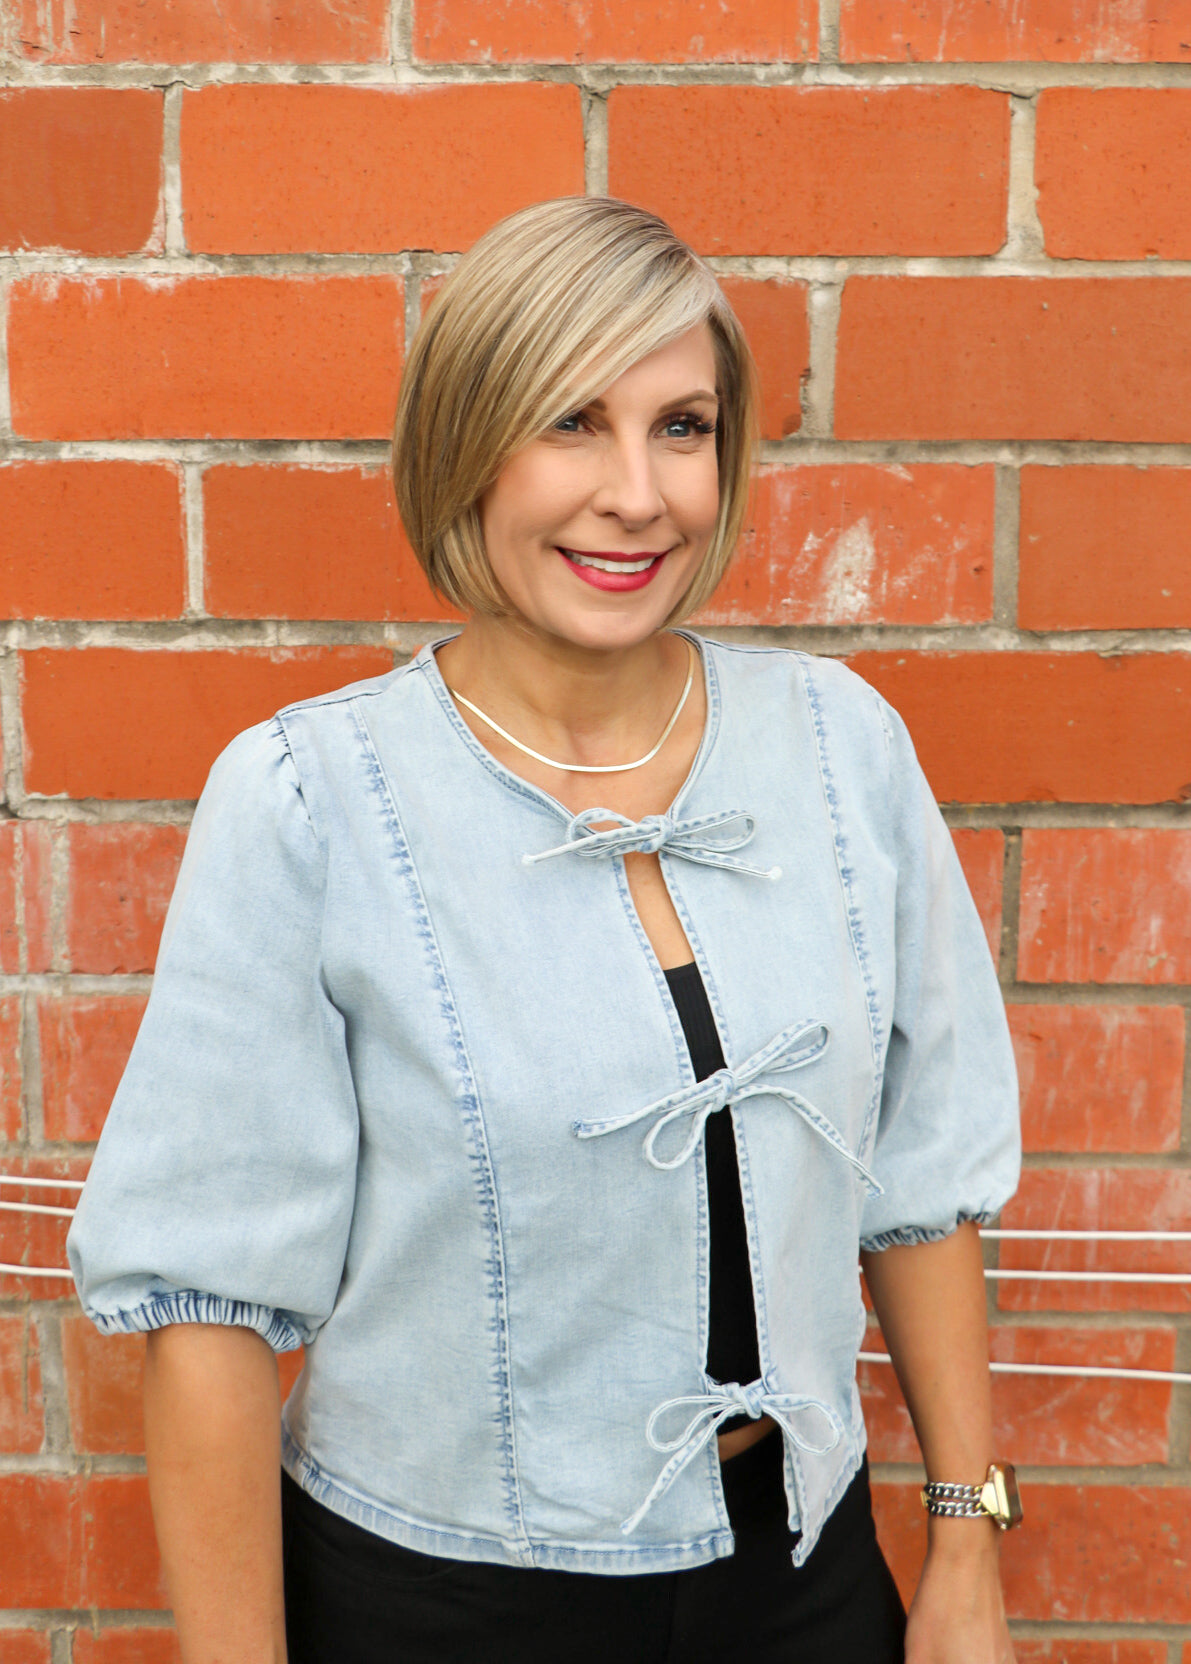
left=590, top=430, right=666, bottom=529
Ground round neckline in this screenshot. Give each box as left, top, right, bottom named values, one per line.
left=415, top=628, right=721, bottom=827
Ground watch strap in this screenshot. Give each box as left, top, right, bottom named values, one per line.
left=920, top=1480, right=987, bottom=1519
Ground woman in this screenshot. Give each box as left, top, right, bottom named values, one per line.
left=69, top=197, right=1020, bottom=1663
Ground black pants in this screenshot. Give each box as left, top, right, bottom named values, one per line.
left=282, top=1433, right=906, bottom=1663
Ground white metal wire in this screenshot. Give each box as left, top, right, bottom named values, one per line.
left=857, top=1352, right=1191, bottom=1385
left=0, top=1261, right=74, bottom=1279
left=0, top=1199, right=76, bottom=1217
left=984, top=1229, right=1191, bottom=1242
left=986, top=1269, right=1190, bottom=1284
left=0, top=1175, right=86, bottom=1190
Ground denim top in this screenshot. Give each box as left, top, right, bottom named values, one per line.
left=68, top=635, right=1020, bottom=1574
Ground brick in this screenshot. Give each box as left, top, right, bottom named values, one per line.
left=1038, top=90, right=1191, bottom=259
left=846, top=651, right=1191, bottom=805
left=0, top=998, right=21, bottom=1140
left=1019, top=829, right=1191, bottom=984
left=836, top=278, right=1191, bottom=442
left=79, top=1476, right=168, bottom=1610
left=0, top=1633, right=52, bottom=1663
left=278, top=1349, right=305, bottom=1403
left=62, top=827, right=187, bottom=975
left=415, top=0, right=817, bottom=61
left=716, top=280, right=809, bottom=440
left=15, top=0, right=389, bottom=63
left=608, top=86, right=1009, bottom=256
left=702, top=464, right=995, bottom=630
left=62, top=1317, right=144, bottom=1456
left=1008, top=1004, right=1184, bottom=1154
left=998, top=1168, right=1191, bottom=1315
left=0, top=90, right=161, bottom=255
left=0, top=823, right=54, bottom=975
left=9, top=277, right=403, bottom=441
left=862, top=1323, right=1174, bottom=1466
left=841, top=0, right=1191, bottom=62
left=0, top=1158, right=88, bottom=1300
left=951, top=828, right=1003, bottom=959
left=40, top=996, right=148, bottom=1140
left=22, top=647, right=393, bottom=801
left=182, top=85, right=584, bottom=255
left=874, top=1480, right=1191, bottom=1621
left=0, top=1315, right=44, bottom=1454
left=0, top=1476, right=82, bottom=1605
left=0, top=463, right=185, bottom=621
left=72, top=1635, right=180, bottom=1664
left=1019, top=466, right=1191, bottom=630
left=203, top=466, right=456, bottom=622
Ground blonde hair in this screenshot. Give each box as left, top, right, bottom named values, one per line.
left=392, top=196, right=758, bottom=619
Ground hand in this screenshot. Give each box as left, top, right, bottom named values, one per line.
left=904, top=1523, right=1015, bottom=1664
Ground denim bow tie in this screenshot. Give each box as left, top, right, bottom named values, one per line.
left=523, top=807, right=781, bottom=880
left=574, top=1019, right=882, bottom=1195
left=621, top=1382, right=845, bottom=1535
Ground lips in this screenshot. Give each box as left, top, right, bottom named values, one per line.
left=558, top=548, right=667, bottom=592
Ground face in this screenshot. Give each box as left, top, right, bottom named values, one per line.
left=477, top=324, right=721, bottom=655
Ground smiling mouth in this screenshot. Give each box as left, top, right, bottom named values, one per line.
left=559, top=549, right=665, bottom=574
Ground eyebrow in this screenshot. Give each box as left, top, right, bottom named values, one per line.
left=585, top=388, right=720, bottom=411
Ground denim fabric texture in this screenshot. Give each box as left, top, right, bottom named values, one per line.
left=68, top=635, right=1020, bottom=1574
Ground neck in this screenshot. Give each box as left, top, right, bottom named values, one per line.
left=436, top=614, right=689, bottom=765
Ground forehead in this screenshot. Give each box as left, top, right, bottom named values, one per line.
left=583, top=324, right=718, bottom=410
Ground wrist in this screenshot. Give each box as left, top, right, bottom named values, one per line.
left=925, top=1510, right=1001, bottom=1562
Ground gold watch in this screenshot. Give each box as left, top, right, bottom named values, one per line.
left=921, top=1462, right=1023, bottom=1530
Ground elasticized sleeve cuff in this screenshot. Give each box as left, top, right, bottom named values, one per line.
left=859, top=1211, right=996, bottom=1255
left=87, top=1290, right=309, bottom=1353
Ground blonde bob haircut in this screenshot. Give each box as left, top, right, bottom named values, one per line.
left=392, top=196, right=758, bottom=620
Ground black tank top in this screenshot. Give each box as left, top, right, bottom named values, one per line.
left=662, top=962, right=761, bottom=1404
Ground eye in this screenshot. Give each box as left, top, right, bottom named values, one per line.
left=552, top=411, right=587, bottom=434
left=661, top=412, right=718, bottom=440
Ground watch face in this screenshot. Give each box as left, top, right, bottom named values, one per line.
left=989, top=1463, right=1023, bottom=1529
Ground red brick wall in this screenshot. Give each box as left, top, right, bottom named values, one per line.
left=2, top=3, right=1189, bottom=1655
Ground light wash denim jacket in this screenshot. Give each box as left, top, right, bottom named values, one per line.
left=69, top=635, right=1020, bottom=1573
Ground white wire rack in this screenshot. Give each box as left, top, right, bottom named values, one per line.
left=0, top=1174, right=85, bottom=1279
left=2, top=1175, right=1189, bottom=1377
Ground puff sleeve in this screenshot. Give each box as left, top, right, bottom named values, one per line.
left=858, top=699, right=1021, bottom=1252
left=67, top=717, right=359, bottom=1351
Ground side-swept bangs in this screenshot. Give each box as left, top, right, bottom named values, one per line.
left=392, top=196, right=757, bottom=619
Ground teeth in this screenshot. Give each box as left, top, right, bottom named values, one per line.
left=564, top=551, right=658, bottom=574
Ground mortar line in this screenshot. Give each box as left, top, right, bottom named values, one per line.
left=0, top=650, right=23, bottom=810
left=818, top=0, right=841, bottom=64
left=582, top=83, right=610, bottom=196
left=1169, top=1326, right=1191, bottom=1468
left=391, top=0, right=414, bottom=65
left=9, top=436, right=1191, bottom=468
left=803, top=280, right=842, bottom=438
left=47, top=824, right=68, bottom=975
left=404, top=269, right=423, bottom=354
left=11, top=59, right=1191, bottom=90
left=998, top=827, right=1022, bottom=987
left=0, top=276, right=12, bottom=439
left=183, top=464, right=206, bottom=618
left=3, top=619, right=1191, bottom=656
left=19, top=988, right=41, bottom=1145
left=161, top=81, right=186, bottom=257
left=1180, top=1005, right=1191, bottom=1157
left=35, top=1302, right=72, bottom=1455
left=1006, top=91, right=1044, bottom=259
left=992, top=464, right=1020, bottom=628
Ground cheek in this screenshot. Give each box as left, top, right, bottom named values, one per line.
left=679, top=459, right=721, bottom=540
